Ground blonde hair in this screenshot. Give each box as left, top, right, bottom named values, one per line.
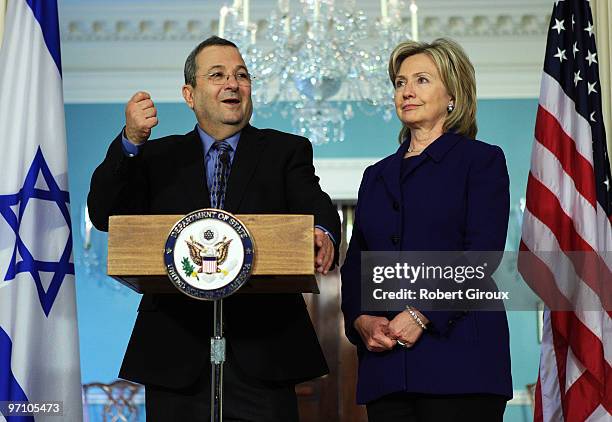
left=388, top=38, right=477, bottom=142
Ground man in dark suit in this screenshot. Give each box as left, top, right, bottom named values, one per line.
left=87, top=36, right=341, bottom=422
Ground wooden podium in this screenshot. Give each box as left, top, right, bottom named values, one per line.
left=107, top=214, right=319, bottom=294
left=108, top=213, right=320, bottom=421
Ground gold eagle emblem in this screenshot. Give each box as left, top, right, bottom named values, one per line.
left=185, top=235, right=232, bottom=273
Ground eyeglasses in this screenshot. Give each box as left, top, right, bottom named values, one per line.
left=197, top=71, right=254, bottom=86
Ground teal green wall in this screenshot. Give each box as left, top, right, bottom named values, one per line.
left=66, top=99, right=540, bottom=420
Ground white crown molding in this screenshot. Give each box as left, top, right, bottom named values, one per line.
left=59, top=0, right=551, bottom=103
left=59, top=1, right=552, bottom=41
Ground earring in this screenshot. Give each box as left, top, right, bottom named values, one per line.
left=447, top=103, right=455, bottom=112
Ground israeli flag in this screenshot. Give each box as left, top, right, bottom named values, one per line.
left=0, top=0, right=82, bottom=421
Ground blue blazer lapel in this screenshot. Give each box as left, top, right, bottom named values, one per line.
left=397, top=132, right=464, bottom=180
left=380, top=140, right=410, bottom=202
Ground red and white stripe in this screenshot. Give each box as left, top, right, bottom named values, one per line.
left=520, top=72, right=612, bottom=420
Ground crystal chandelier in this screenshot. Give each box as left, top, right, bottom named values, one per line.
left=217, top=0, right=419, bottom=145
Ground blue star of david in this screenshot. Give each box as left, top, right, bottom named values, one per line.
left=0, top=147, right=74, bottom=317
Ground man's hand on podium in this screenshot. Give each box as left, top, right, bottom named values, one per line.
left=314, top=228, right=334, bottom=275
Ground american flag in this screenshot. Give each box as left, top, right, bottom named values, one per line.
left=518, top=0, right=612, bottom=421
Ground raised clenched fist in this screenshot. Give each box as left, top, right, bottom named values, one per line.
left=124, top=91, right=158, bottom=145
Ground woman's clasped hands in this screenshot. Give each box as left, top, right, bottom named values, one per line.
left=354, top=309, right=429, bottom=352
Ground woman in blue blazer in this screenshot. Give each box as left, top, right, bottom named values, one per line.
left=341, top=38, right=512, bottom=421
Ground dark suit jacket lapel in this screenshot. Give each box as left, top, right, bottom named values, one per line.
left=399, top=132, right=462, bottom=179
left=177, top=128, right=211, bottom=209
left=224, top=124, right=265, bottom=212
left=380, top=140, right=409, bottom=202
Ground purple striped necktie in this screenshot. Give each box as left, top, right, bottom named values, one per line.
left=210, top=141, right=232, bottom=209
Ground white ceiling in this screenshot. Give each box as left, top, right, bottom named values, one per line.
left=58, top=0, right=554, bottom=103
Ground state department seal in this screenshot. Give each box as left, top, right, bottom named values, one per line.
left=164, top=209, right=254, bottom=300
